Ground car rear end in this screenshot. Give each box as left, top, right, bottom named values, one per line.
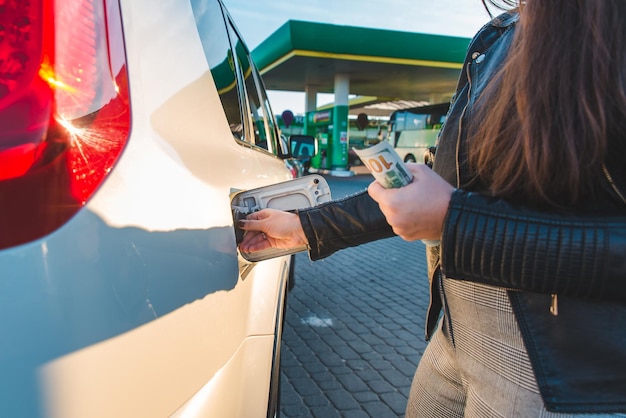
left=0, top=0, right=293, bottom=416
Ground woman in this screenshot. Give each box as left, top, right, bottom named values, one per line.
left=239, top=0, right=626, bottom=416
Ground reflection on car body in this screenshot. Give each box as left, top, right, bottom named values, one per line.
left=0, top=0, right=316, bottom=416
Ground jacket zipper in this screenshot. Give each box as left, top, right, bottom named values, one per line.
left=455, top=58, right=474, bottom=189
left=603, top=164, right=626, bottom=205
left=438, top=269, right=456, bottom=347
left=550, top=294, right=559, bottom=316
left=440, top=55, right=476, bottom=344
left=459, top=52, right=561, bottom=316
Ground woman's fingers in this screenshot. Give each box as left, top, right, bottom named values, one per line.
left=239, top=229, right=272, bottom=252
left=236, top=208, right=307, bottom=252
left=237, top=218, right=264, bottom=232
left=367, top=179, right=384, bottom=200
left=237, top=210, right=271, bottom=252
left=367, top=163, right=453, bottom=241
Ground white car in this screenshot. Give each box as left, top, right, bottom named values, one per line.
left=0, top=0, right=322, bottom=416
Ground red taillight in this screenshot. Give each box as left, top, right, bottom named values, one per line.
left=0, top=0, right=130, bottom=249
left=288, top=164, right=298, bottom=178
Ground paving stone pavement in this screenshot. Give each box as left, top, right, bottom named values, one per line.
left=279, top=174, right=431, bottom=417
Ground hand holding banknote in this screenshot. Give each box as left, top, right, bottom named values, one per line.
left=352, top=141, right=413, bottom=189
left=358, top=142, right=454, bottom=242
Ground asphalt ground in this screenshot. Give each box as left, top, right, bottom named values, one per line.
left=279, top=173, right=431, bottom=417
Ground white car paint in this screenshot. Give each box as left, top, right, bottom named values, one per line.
left=0, top=0, right=294, bottom=416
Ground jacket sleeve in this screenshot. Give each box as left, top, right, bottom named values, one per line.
left=297, top=190, right=395, bottom=260
left=441, top=189, right=626, bottom=302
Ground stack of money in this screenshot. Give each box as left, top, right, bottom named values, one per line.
left=353, top=141, right=413, bottom=188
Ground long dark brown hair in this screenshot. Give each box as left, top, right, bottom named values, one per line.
left=469, top=0, right=626, bottom=208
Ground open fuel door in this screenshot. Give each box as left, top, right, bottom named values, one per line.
left=232, top=175, right=332, bottom=262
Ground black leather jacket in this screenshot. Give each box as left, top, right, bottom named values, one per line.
left=297, top=11, right=626, bottom=414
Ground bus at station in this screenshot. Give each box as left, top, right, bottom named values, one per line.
left=386, top=102, right=449, bottom=164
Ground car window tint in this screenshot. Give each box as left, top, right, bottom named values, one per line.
left=259, top=80, right=279, bottom=154
left=192, top=0, right=245, bottom=141
left=226, top=20, right=278, bottom=153
left=191, top=0, right=279, bottom=154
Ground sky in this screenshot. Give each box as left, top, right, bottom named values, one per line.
left=221, top=0, right=493, bottom=114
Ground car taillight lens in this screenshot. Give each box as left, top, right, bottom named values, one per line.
left=0, top=0, right=130, bottom=249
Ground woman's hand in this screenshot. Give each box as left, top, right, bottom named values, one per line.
left=368, top=163, right=455, bottom=241
left=237, top=208, right=308, bottom=252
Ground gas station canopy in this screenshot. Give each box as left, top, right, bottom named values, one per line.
left=250, top=21, right=473, bottom=173
left=251, top=20, right=472, bottom=107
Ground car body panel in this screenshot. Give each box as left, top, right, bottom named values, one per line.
left=0, top=0, right=298, bottom=416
